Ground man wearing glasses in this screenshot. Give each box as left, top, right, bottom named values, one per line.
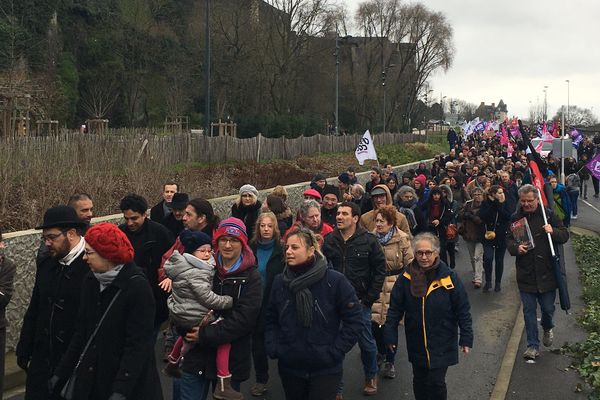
left=16, top=206, right=89, bottom=399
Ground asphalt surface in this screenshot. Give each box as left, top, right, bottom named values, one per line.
left=8, top=194, right=600, bottom=400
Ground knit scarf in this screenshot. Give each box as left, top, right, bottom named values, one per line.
left=94, top=264, right=124, bottom=292
left=397, top=202, right=418, bottom=231
left=429, top=201, right=442, bottom=223
left=407, top=257, right=440, bottom=298
left=282, top=256, right=328, bottom=327
left=375, top=226, right=396, bottom=245
left=59, top=237, right=86, bottom=266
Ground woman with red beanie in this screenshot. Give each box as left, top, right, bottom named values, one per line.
left=51, top=223, right=162, bottom=400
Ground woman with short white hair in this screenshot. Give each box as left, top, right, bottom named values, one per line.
left=384, top=232, right=473, bottom=400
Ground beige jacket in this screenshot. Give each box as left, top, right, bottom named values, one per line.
left=360, top=184, right=411, bottom=236
left=371, top=228, right=414, bottom=326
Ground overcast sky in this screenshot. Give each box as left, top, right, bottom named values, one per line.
left=344, top=0, right=600, bottom=120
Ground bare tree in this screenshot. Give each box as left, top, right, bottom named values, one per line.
left=554, top=105, right=599, bottom=127
left=80, top=81, right=119, bottom=119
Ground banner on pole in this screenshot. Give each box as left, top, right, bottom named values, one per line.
left=355, top=130, right=378, bottom=165
left=586, top=153, right=600, bottom=181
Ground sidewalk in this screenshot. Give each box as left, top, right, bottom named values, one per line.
left=505, top=227, right=593, bottom=399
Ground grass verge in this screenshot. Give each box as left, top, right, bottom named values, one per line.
left=564, top=233, right=600, bottom=397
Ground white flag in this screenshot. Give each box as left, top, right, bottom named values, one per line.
left=355, top=130, right=378, bottom=165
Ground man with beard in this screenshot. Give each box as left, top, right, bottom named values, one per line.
left=322, top=202, right=386, bottom=397
left=321, top=186, right=341, bottom=228
left=119, top=194, right=174, bottom=338
left=36, top=193, right=94, bottom=265
left=161, top=192, right=189, bottom=238
left=17, top=206, right=89, bottom=400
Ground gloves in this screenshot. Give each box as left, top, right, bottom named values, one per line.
left=48, top=375, right=60, bottom=394
left=16, top=356, right=29, bottom=371
left=108, top=393, right=127, bottom=400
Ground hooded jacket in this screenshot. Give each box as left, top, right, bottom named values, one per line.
left=181, top=246, right=262, bottom=381
left=265, top=254, right=362, bottom=377
left=383, top=260, right=473, bottom=369
left=360, top=184, right=411, bottom=236
left=371, top=228, right=414, bottom=326
left=164, top=251, right=233, bottom=327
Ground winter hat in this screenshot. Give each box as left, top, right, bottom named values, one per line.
left=85, top=223, right=134, bottom=264
left=180, top=229, right=212, bottom=254
left=171, top=192, right=189, bottom=210
left=323, top=185, right=341, bottom=200
left=213, top=217, right=249, bottom=249
left=338, top=172, right=351, bottom=185
left=414, top=174, right=427, bottom=187
left=303, top=188, right=322, bottom=200
left=239, top=184, right=259, bottom=198
left=36, top=205, right=86, bottom=230
left=313, top=173, right=326, bottom=182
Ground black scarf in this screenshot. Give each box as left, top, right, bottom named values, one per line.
left=282, top=255, right=328, bottom=327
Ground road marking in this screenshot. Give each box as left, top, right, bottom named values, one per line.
left=581, top=199, right=600, bottom=215
left=490, top=306, right=524, bottom=400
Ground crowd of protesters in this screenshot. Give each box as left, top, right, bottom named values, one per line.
left=4, top=125, right=598, bottom=400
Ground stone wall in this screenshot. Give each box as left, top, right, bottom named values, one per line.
left=2, top=159, right=427, bottom=351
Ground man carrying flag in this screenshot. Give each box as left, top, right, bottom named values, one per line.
left=506, top=184, right=569, bottom=360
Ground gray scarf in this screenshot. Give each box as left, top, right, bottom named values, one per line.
left=94, top=264, right=124, bottom=292
left=282, top=255, right=328, bottom=327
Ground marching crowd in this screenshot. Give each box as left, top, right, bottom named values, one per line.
left=0, top=126, right=596, bottom=400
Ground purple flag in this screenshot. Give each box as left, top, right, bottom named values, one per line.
left=586, top=154, right=600, bottom=181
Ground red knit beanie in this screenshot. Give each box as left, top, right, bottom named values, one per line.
left=85, top=223, right=134, bottom=264
left=213, top=217, right=249, bottom=249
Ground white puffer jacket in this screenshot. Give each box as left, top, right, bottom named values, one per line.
left=164, top=251, right=233, bottom=327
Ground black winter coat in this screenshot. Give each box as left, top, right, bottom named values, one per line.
left=383, top=260, right=473, bottom=369
left=322, top=227, right=386, bottom=307
left=150, top=200, right=169, bottom=224
left=16, top=251, right=89, bottom=373
left=265, top=256, right=362, bottom=376
left=182, top=264, right=262, bottom=381
left=506, top=206, right=570, bottom=293
left=479, top=199, right=512, bottom=246
left=231, top=201, right=262, bottom=240
left=0, top=255, right=16, bottom=328
left=119, top=218, right=174, bottom=326
left=54, top=263, right=162, bottom=400
left=420, top=198, right=454, bottom=239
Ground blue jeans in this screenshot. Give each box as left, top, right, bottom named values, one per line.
left=483, top=242, right=506, bottom=286
left=520, top=290, right=556, bottom=349
left=568, top=190, right=579, bottom=216
left=337, top=305, right=378, bottom=394
left=177, top=372, right=210, bottom=400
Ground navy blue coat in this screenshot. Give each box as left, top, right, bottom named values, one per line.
left=383, top=260, right=473, bottom=369
left=479, top=199, right=512, bottom=247
left=265, top=256, right=362, bottom=376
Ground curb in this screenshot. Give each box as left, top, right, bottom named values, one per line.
left=490, top=306, right=524, bottom=400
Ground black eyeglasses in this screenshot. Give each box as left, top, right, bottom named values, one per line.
left=42, top=232, right=65, bottom=242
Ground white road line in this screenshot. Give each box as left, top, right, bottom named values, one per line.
left=581, top=199, right=600, bottom=215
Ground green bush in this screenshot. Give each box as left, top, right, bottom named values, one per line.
left=565, top=234, right=600, bottom=397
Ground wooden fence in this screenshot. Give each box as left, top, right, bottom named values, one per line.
left=1, top=131, right=430, bottom=167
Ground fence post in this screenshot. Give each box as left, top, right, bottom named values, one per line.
left=256, top=133, right=262, bottom=163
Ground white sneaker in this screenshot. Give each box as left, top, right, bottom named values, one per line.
left=543, top=329, right=554, bottom=347
left=571, top=214, right=578, bottom=220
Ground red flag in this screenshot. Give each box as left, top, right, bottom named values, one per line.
left=529, top=160, right=548, bottom=206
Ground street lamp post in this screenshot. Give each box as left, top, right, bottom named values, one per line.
left=543, top=85, right=548, bottom=122
left=204, top=0, right=211, bottom=136
left=335, top=35, right=340, bottom=136
left=565, top=79, right=570, bottom=127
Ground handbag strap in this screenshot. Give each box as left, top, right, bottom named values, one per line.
left=72, top=288, right=122, bottom=372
